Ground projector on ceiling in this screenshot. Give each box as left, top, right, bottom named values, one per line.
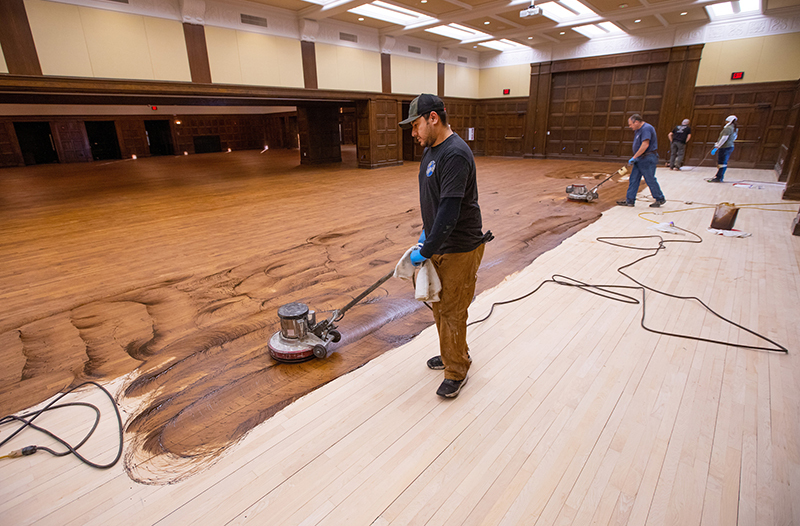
left=519, top=5, right=542, bottom=18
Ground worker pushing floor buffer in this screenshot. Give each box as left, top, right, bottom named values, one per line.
left=266, top=231, right=478, bottom=363
left=566, top=165, right=628, bottom=202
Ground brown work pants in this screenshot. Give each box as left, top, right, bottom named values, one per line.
left=430, top=243, right=485, bottom=381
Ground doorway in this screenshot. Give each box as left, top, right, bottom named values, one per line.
left=85, top=121, right=121, bottom=160
left=13, top=122, right=58, bottom=165
left=144, top=120, right=174, bottom=156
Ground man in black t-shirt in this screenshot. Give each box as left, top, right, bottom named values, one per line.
left=399, top=93, right=488, bottom=399
left=668, top=119, right=692, bottom=170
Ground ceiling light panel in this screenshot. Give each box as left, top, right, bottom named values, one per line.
left=540, top=0, right=597, bottom=22
left=425, top=23, right=491, bottom=40
left=348, top=1, right=435, bottom=26
left=706, top=0, right=761, bottom=19
left=572, top=21, right=625, bottom=37
left=478, top=38, right=527, bottom=50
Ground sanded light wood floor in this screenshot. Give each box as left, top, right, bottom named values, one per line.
left=2, top=160, right=799, bottom=525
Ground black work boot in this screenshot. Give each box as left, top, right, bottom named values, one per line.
left=436, top=375, right=468, bottom=398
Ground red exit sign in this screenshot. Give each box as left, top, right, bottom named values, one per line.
left=731, top=71, right=744, bottom=80
left=503, top=89, right=511, bottom=95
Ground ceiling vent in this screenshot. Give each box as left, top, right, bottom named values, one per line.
left=340, top=32, right=358, bottom=43
left=408, top=45, right=421, bottom=54
left=457, top=56, right=468, bottom=63
left=241, top=14, right=268, bottom=28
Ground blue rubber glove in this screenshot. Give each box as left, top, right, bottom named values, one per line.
left=410, top=249, right=427, bottom=266
left=628, top=157, right=637, bottom=164
left=711, top=148, right=718, bottom=155
left=418, top=230, right=426, bottom=244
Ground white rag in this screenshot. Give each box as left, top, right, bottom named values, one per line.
left=394, top=245, right=442, bottom=302
left=707, top=228, right=751, bottom=238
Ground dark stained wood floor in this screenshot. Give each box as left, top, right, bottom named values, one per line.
left=0, top=145, right=631, bottom=482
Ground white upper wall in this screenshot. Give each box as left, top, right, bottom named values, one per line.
left=4, top=0, right=799, bottom=93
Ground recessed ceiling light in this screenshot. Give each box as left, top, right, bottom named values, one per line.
left=680, top=11, right=687, bottom=15
left=484, top=21, right=490, bottom=25
left=358, top=17, right=364, bottom=20
left=559, top=31, right=566, bottom=35
left=528, top=36, right=533, bottom=39
left=421, top=0, right=427, bottom=2
left=634, top=19, right=641, bottom=23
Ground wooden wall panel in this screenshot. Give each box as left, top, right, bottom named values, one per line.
left=51, top=120, right=91, bottom=163
left=547, top=63, right=667, bottom=160
left=780, top=80, right=800, bottom=199
left=687, top=81, right=797, bottom=169
left=482, top=99, right=527, bottom=157
left=0, top=121, right=24, bottom=168
left=444, top=98, right=482, bottom=156
left=117, top=120, right=149, bottom=158
left=357, top=99, right=401, bottom=169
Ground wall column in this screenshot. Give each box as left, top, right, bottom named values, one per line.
left=0, top=0, right=42, bottom=76
left=524, top=61, right=552, bottom=159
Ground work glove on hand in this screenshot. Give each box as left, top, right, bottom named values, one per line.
left=418, top=230, right=426, bottom=244
left=410, top=249, right=427, bottom=266
left=711, top=148, right=718, bottom=155
left=628, top=157, right=637, bottom=164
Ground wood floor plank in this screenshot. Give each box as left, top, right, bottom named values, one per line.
left=2, top=162, right=798, bottom=526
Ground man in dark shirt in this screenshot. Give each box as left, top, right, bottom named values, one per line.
left=399, top=93, right=489, bottom=398
left=617, top=114, right=666, bottom=208
left=668, top=119, right=692, bottom=170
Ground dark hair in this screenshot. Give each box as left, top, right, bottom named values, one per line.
left=628, top=114, right=644, bottom=123
left=423, top=109, right=448, bottom=126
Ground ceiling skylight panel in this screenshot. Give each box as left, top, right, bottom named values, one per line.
left=706, top=0, right=760, bottom=19
left=426, top=23, right=491, bottom=41
left=348, top=1, right=435, bottom=26
left=572, top=21, right=624, bottom=38
left=479, top=39, right=526, bottom=51
left=540, top=0, right=597, bottom=23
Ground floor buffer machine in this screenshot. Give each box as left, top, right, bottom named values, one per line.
left=267, top=270, right=395, bottom=363
left=566, top=165, right=628, bottom=202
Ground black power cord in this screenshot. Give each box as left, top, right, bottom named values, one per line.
left=468, top=224, right=788, bottom=354
left=0, top=381, right=124, bottom=468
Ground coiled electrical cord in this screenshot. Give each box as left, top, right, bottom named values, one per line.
left=0, top=381, right=124, bottom=468
left=468, top=224, right=788, bottom=354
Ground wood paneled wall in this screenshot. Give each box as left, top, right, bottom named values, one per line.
left=0, top=121, right=24, bottom=167
left=547, top=64, right=667, bottom=159
left=780, top=80, right=800, bottom=199
left=356, top=99, right=402, bottom=169
left=0, top=114, right=272, bottom=167
left=527, top=45, right=702, bottom=163
left=51, top=120, right=91, bottom=163
left=687, top=81, right=798, bottom=169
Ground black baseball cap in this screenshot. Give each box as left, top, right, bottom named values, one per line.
left=399, top=93, right=445, bottom=129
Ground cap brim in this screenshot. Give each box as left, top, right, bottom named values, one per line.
left=399, top=115, right=419, bottom=129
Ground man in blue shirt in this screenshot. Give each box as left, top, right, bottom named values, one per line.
left=617, top=114, right=666, bottom=208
